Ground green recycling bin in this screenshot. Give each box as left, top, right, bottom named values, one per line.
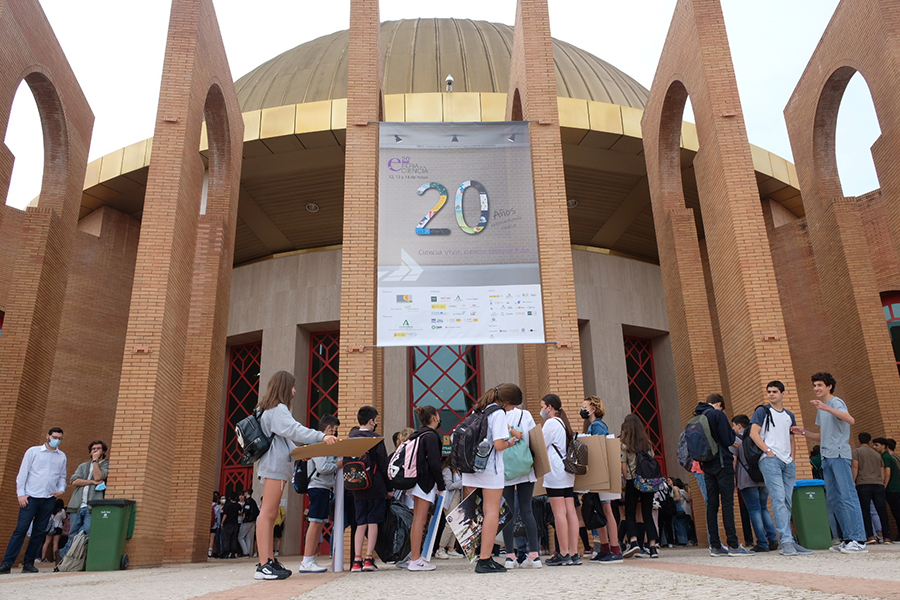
left=86, top=499, right=135, bottom=571
left=791, top=479, right=831, bottom=549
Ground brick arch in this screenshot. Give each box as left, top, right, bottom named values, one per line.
left=0, top=0, right=95, bottom=547
left=653, top=79, right=693, bottom=213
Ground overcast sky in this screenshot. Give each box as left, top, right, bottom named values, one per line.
left=2, top=0, right=880, bottom=209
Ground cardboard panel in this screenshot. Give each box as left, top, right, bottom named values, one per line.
left=593, top=437, right=624, bottom=494
left=290, top=436, right=380, bottom=460
left=529, top=425, right=551, bottom=479
left=574, top=434, right=610, bottom=491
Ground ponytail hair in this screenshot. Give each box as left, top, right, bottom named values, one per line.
left=542, top=393, right=574, bottom=443
left=414, top=404, right=439, bottom=427
left=473, top=383, right=523, bottom=411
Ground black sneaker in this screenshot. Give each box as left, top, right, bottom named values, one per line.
left=622, top=542, right=640, bottom=558
left=255, top=559, right=290, bottom=580
left=271, top=559, right=292, bottom=578
left=22, top=563, right=39, bottom=573
left=545, top=553, right=565, bottom=566
left=474, top=558, right=507, bottom=573
left=751, top=545, right=769, bottom=552
left=569, top=554, right=582, bottom=565
left=0, top=563, right=10, bottom=575
left=649, top=546, right=659, bottom=559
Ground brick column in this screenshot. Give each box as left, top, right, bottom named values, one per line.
left=109, top=0, right=243, bottom=566
left=506, top=0, right=584, bottom=412
left=337, top=0, right=382, bottom=431
left=0, top=0, right=93, bottom=543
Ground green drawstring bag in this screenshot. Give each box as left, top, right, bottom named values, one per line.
left=504, top=410, right=534, bottom=480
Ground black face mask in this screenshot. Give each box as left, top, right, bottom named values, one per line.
left=579, top=408, right=591, bottom=420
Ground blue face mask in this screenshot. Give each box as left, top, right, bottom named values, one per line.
left=48, top=438, right=61, bottom=449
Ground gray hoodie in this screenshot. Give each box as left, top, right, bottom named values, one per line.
left=308, top=455, right=339, bottom=490
left=258, top=403, right=325, bottom=481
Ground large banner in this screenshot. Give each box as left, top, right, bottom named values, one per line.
left=377, top=122, right=544, bottom=346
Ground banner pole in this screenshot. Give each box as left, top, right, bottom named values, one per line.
left=331, top=466, right=345, bottom=572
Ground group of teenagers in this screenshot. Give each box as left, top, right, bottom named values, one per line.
left=247, top=369, right=690, bottom=580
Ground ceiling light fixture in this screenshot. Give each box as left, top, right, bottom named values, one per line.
left=566, top=199, right=578, bottom=209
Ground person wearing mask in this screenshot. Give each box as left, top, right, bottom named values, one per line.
left=541, top=394, right=580, bottom=566
left=348, top=405, right=391, bottom=573
left=254, top=370, right=336, bottom=580
left=299, top=415, right=342, bottom=573
left=406, top=405, right=446, bottom=571
left=0, top=427, right=67, bottom=574
left=501, top=403, right=541, bottom=569
left=582, top=396, right=622, bottom=563
left=462, top=383, right=525, bottom=573
left=59, top=440, right=109, bottom=559
left=620, top=414, right=661, bottom=559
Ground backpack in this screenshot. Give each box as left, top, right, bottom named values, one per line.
left=738, top=428, right=765, bottom=483
left=676, top=431, right=693, bottom=471
left=451, top=404, right=503, bottom=473
left=580, top=492, right=608, bottom=529
left=292, top=458, right=317, bottom=494
left=56, top=531, right=88, bottom=572
left=550, top=417, right=588, bottom=475
left=683, top=410, right=718, bottom=463
left=343, top=454, right=374, bottom=491
left=387, top=436, right=421, bottom=490
left=633, top=449, right=664, bottom=492
left=234, top=408, right=271, bottom=463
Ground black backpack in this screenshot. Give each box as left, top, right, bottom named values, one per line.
left=738, top=405, right=773, bottom=483
left=451, top=404, right=503, bottom=473
left=580, top=492, right=607, bottom=529
left=235, top=408, right=271, bottom=463
left=292, top=458, right=317, bottom=494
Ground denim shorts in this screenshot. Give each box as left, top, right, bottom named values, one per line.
left=307, top=487, right=332, bottom=523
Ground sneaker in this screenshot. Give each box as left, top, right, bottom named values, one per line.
left=768, top=539, right=779, bottom=551
left=208, top=549, right=213, bottom=558
left=779, top=542, right=798, bottom=556
left=635, top=548, right=651, bottom=559
left=362, top=558, right=378, bottom=571
left=446, top=548, right=463, bottom=558
left=728, top=545, right=755, bottom=556
left=649, top=546, right=659, bottom=559
left=351, top=560, right=363, bottom=572
left=597, top=552, right=624, bottom=563
left=545, top=553, right=566, bottom=566
left=751, top=545, right=769, bottom=552
left=255, top=560, right=289, bottom=580
left=434, top=548, right=449, bottom=560
left=408, top=557, right=436, bottom=571
left=622, top=542, right=640, bottom=558
left=298, top=560, right=328, bottom=573
left=0, top=563, right=10, bottom=575
left=866, top=537, right=878, bottom=545
left=273, top=551, right=279, bottom=556
left=504, top=557, right=518, bottom=569
left=709, top=546, right=729, bottom=557
left=793, top=542, right=813, bottom=555
left=840, top=541, right=868, bottom=554
left=830, top=542, right=846, bottom=553
left=893, top=539, right=900, bottom=545
left=22, top=563, right=39, bottom=573
left=520, top=556, right=543, bottom=568
left=395, top=559, right=410, bottom=569
left=474, top=558, right=507, bottom=573
left=569, top=554, right=582, bottom=565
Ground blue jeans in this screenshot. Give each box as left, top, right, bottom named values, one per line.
left=739, top=486, right=777, bottom=549
left=692, top=471, right=717, bottom=544
left=758, top=456, right=796, bottom=544
left=673, top=507, right=690, bottom=545
left=2, top=496, right=56, bottom=567
left=59, top=506, right=92, bottom=558
left=822, top=457, right=865, bottom=542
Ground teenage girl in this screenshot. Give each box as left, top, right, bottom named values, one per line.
left=406, top=405, right=446, bottom=571
left=581, top=396, right=622, bottom=563
left=541, top=394, right=580, bottom=566
left=461, top=383, right=524, bottom=573
left=501, top=404, right=542, bottom=568
left=254, top=370, right=337, bottom=580
left=434, top=456, right=462, bottom=558
left=620, top=413, right=659, bottom=558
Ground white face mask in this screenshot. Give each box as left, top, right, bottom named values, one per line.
left=540, top=408, right=548, bottom=420
left=219, top=498, right=226, bottom=505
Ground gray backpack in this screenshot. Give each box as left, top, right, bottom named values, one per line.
left=56, top=531, right=88, bottom=572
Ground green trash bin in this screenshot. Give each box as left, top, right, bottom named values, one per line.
left=86, top=499, right=135, bottom=571
left=792, top=479, right=830, bottom=549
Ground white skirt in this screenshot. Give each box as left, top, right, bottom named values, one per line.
left=411, top=483, right=436, bottom=504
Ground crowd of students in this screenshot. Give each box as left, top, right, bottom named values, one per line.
left=242, top=368, right=896, bottom=581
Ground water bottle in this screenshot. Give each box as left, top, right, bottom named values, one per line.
left=474, top=438, right=492, bottom=472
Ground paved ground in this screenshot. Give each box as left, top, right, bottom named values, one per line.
left=1, top=544, right=898, bottom=600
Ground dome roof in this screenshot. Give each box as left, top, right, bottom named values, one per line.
left=235, top=18, right=649, bottom=112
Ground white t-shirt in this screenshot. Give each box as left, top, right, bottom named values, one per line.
left=752, top=404, right=796, bottom=463
left=461, top=404, right=509, bottom=490
left=543, top=417, right=575, bottom=490
left=504, top=407, right=538, bottom=486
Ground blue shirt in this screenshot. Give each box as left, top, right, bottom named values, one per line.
left=815, top=396, right=852, bottom=460
left=588, top=419, right=609, bottom=436
left=17, top=444, right=68, bottom=498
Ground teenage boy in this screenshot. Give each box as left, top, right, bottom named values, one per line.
left=349, top=406, right=390, bottom=572
left=299, top=414, right=343, bottom=573
left=792, top=372, right=867, bottom=553
left=695, top=394, right=753, bottom=556
left=749, top=381, right=811, bottom=555
left=731, top=415, right=778, bottom=553
left=852, top=432, right=890, bottom=543
left=873, top=437, right=900, bottom=543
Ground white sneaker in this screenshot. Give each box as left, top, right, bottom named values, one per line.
left=298, top=560, right=327, bottom=573
left=504, top=557, right=518, bottom=569
left=520, top=556, right=543, bottom=569
left=273, top=551, right=279, bottom=557
left=408, top=557, right=436, bottom=571
left=446, top=548, right=463, bottom=558
left=433, top=548, right=449, bottom=560
left=840, top=541, right=868, bottom=554
left=829, top=541, right=845, bottom=553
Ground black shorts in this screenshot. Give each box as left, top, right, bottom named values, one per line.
left=354, top=498, right=386, bottom=525
left=273, top=524, right=284, bottom=538
left=50, top=527, right=63, bottom=536
left=546, top=487, right=575, bottom=498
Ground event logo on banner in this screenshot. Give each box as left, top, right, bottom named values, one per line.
left=377, top=122, right=545, bottom=346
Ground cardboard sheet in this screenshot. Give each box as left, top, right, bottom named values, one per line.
left=574, top=434, right=610, bottom=491
left=290, top=436, right=380, bottom=460
left=593, top=436, right=623, bottom=495
left=529, top=425, right=551, bottom=479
